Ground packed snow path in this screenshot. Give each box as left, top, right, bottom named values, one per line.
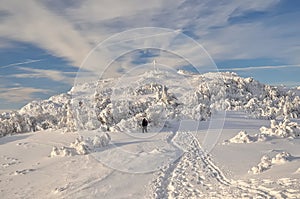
left=151, top=132, right=275, bottom=199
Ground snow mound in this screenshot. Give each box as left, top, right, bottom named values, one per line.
left=259, top=117, right=300, bottom=138
left=249, top=152, right=292, bottom=174
left=224, top=131, right=268, bottom=144
left=225, top=117, right=300, bottom=144
left=50, top=133, right=111, bottom=157
left=225, top=131, right=256, bottom=143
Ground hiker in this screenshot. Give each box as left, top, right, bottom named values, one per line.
left=142, top=117, right=148, bottom=133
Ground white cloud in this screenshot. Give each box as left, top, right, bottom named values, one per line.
left=65, top=0, right=165, bottom=23
left=0, top=86, right=49, bottom=103
left=0, top=0, right=91, bottom=66
left=0, top=109, right=15, bottom=113
left=219, top=64, right=300, bottom=71
left=0, top=0, right=297, bottom=73
left=0, top=38, right=14, bottom=48
left=14, top=67, right=76, bottom=85
left=272, top=81, right=300, bottom=87
left=202, top=21, right=300, bottom=63
left=2, top=0, right=299, bottom=108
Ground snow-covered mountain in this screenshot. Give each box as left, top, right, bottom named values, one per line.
left=1, top=70, right=300, bottom=199
left=1, top=70, right=299, bottom=137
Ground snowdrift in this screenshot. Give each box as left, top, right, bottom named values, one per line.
left=50, top=133, right=111, bottom=157
left=249, top=152, right=292, bottom=174
left=1, top=71, right=300, bottom=137
left=225, top=117, right=300, bottom=144
left=224, top=130, right=269, bottom=144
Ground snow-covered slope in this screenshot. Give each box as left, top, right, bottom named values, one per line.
left=1, top=70, right=300, bottom=138
left=1, top=111, right=300, bottom=199
left=1, top=69, right=300, bottom=198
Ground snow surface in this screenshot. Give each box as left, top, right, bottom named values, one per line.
left=0, top=70, right=300, bottom=198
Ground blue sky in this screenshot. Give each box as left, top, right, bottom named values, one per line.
left=0, top=0, right=300, bottom=110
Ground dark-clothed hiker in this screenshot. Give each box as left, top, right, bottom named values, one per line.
left=142, top=118, right=148, bottom=133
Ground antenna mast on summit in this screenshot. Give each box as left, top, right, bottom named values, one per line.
left=153, top=59, right=157, bottom=72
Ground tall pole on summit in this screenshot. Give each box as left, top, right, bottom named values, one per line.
left=153, top=59, right=157, bottom=72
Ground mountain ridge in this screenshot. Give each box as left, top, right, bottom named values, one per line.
left=0, top=70, right=299, bottom=137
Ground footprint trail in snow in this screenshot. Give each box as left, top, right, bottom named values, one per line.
left=150, top=132, right=275, bottom=199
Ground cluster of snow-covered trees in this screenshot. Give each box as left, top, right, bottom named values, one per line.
left=0, top=94, right=71, bottom=137
left=1, top=71, right=300, bottom=137
left=92, top=80, right=183, bottom=132
left=194, top=72, right=300, bottom=119
left=224, top=116, right=300, bottom=144
left=259, top=117, right=300, bottom=138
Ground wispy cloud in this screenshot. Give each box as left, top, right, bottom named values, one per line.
left=0, top=0, right=291, bottom=71
left=0, top=86, right=49, bottom=103
left=0, top=0, right=91, bottom=66
left=272, top=81, right=300, bottom=87
left=219, top=64, right=300, bottom=71
left=14, top=67, right=76, bottom=85
left=0, top=59, right=43, bottom=69
left=203, top=21, right=300, bottom=63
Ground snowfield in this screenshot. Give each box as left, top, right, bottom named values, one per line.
left=0, top=70, right=300, bottom=198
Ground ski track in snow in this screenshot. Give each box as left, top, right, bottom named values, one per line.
left=59, top=170, right=116, bottom=198
left=150, top=132, right=275, bottom=199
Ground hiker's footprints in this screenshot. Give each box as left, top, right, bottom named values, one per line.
left=1, top=156, right=21, bottom=168
left=13, top=168, right=36, bottom=175
left=1, top=155, right=37, bottom=176
left=16, top=142, right=36, bottom=148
